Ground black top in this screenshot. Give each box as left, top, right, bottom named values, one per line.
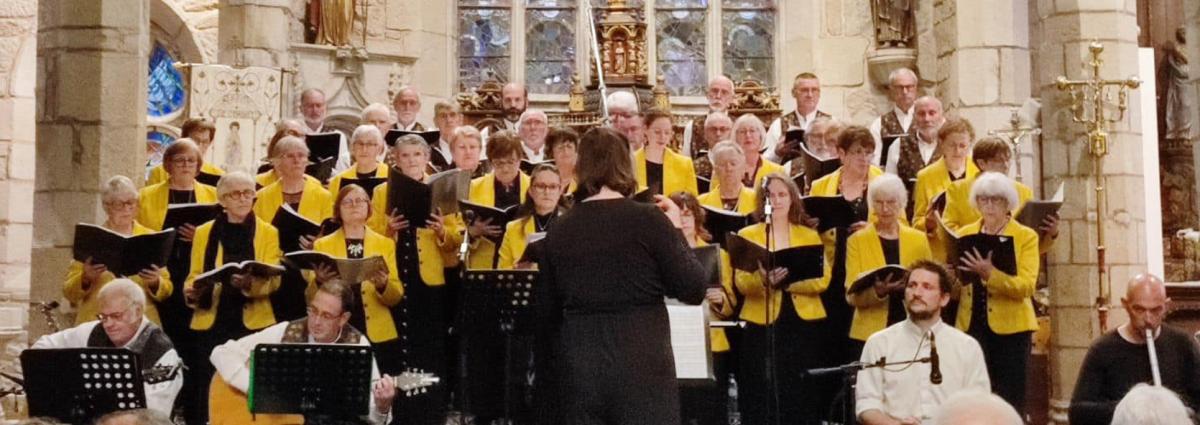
left=948, top=168, right=966, bottom=182
left=168, top=189, right=195, bottom=205
left=1070, top=326, right=1200, bottom=424
left=880, top=237, right=905, bottom=325
left=345, top=238, right=365, bottom=259
left=646, top=161, right=664, bottom=195
left=219, top=220, right=255, bottom=264
left=879, top=237, right=900, bottom=264
left=356, top=170, right=377, bottom=180
left=495, top=177, right=520, bottom=209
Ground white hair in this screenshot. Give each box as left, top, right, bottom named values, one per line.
left=98, top=279, right=146, bottom=310
left=731, top=113, right=766, bottom=149
left=888, top=67, right=918, bottom=86
left=101, top=175, right=138, bottom=204
left=968, top=172, right=1020, bottom=212
left=867, top=173, right=908, bottom=211
left=360, top=102, right=392, bottom=121
left=606, top=91, right=639, bottom=113
left=1111, top=384, right=1193, bottom=425
left=271, top=136, right=309, bottom=160
left=914, top=96, right=943, bottom=111
left=519, top=109, right=548, bottom=124
left=708, top=140, right=745, bottom=165
left=392, top=134, right=431, bottom=154
left=350, top=124, right=383, bottom=146
left=933, top=390, right=1022, bottom=425
left=216, top=171, right=256, bottom=198
left=704, top=112, right=732, bottom=128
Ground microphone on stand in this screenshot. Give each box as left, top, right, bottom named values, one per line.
left=762, top=178, right=773, bottom=224
left=929, top=330, right=942, bottom=385
left=459, top=210, right=476, bottom=263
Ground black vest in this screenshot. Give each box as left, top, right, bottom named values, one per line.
left=87, top=320, right=174, bottom=370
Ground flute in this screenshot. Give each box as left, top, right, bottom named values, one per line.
left=1146, top=328, right=1162, bottom=386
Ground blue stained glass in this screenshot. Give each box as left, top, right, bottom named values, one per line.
left=147, top=44, right=186, bottom=118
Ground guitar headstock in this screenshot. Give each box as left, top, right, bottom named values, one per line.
left=393, top=368, right=440, bottom=396
left=143, top=363, right=184, bottom=385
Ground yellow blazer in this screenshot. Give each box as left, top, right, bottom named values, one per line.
left=64, top=222, right=172, bottom=325
left=367, top=183, right=447, bottom=286
left=954, top=219, right=1040, bottom=335
left=711, top=158, right=786, bottom=192
left=136, top=181, right=219, bottom=231
left=734, top=223, right=830, bottom=324
left=444, top=173, right=531, bottom=270
left=698, top=187, right=758, bottom=215
left=328, top=165, right=389, bottom=195
left=634, top=148, right=699, bottom=196
left=185, top=217, right=283, bottom=331
left=255, top=170, right=279, bottom=188
left=309, top=227, right=405, bottom=342
left=147, top=162, right=225, bottom=186
left=809, top=166, right=906, bottom=225
left=941, top=175, right=1033, bottom=232
left=497, top=218, right=539, bottom=270
left=912, top=159, right=979, bottom=261
left=844, top=223, right=933, bottom=341
left=696, top=240, right=736, bottom=353
left=253, top=175, right=334, bottom=224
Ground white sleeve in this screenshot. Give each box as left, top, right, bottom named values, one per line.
left=480, top=127, right=491, bottom=160
left=144, top=349, right=184, bottom=417
left=334, top=132, right=352, bottom=175
left=367, top=344, right=391, bottom=424
left=963, top=338, right=992, bottom=392
left=31, top=322, right=95, bottom=349
left=855, top=336, right=887, bottom=418
left=681, top=120, right=695, bottom=157
left=884, top=142, right=901, bottom=175
left=869, top=117, right=883, bottom=166
left=209, top=323, right=287, bottom=394
left=763, top=117, right=784, bottom=163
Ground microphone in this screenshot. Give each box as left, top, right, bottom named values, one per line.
left=929, top=330, right=942, bottom=385
left=762, top=178, right=773, bottom=223
left=459, top=210, right=476, bottom=262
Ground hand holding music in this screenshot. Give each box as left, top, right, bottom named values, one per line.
left=804, top=216, right=820, bottom=229
left=178, top=223, right=196, bottom=242
left=765, top=267, right=788, bottom=289
left=138, top=265, right=162, bottom=292
left=314, top=262, right=339, bottom=284
left=774, top=135, right=800, bottom=159
left=386, top=209, right=410, bottom=238
left=230, top=272, right=252, bottom=292
left=653, top=194, right=684, bottom=228
left=370, top=267, right=389, bottom=292
left=1040, top=211, right=1060, bottom=239
left=705, top=288, right=726, bottom=308
left=373, top=373, right=397, bottom=415
left=468, top=216, right=502, bottom=239
left=849, top=220, right=869, bottom=233
left=426, top=211, right=446, bottom=240
left=81, top=257, right=108, bottom=287
left=958, top=247, right=995, bottom=281
left=299, top=235, right=316, bottom=251
left=873, top=271, right=905, bottom=298
left=925, top=208, right=940, bottom=236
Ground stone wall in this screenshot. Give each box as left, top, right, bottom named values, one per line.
left=0, top=0, right=36, bottom=349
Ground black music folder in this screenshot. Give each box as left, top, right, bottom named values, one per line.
left=162, top=202, right=221, bottom=231
left=72, top=224, right=177, bottom=277
left=847, top=265, right=909, bottom=295
left=693, top=244, right=722, bottom=289
left=802, top=195, right=866, bottom=231
left=306, top=157, right=337, bottom=184
left=519, top=159, right=555, bottom=175
left=338, top=176, right=387, bottom=199
left=701, top=206, right=753, bottom=247
left=938, top=219, right=1018, bottom=276
left=272, top=204, right=334, bottom=253
left=196, top=170, right=222, bottom=187
left=305, top=132, right=342, bottom=163
left=1015, top=182, right=1064, bottom=238
left=777, top=128, right=806, bottom=163
left=725, top=233, right=824, bottom=285
left=458, top=200, right=521, bottom=243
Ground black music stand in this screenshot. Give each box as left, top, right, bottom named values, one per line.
left=463, top=269, right=538, bottom=423
left=807, top=355, right=933, bottom=425
left=21, top=348, right=148, bottom=424
left=250, top=343, right=375, bottom=424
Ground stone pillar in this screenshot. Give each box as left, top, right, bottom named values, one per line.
left=0, top=0, right=37, bottom=351
left=218, top=0, right=292, bottom=68
left=1032, top=1, right=1148, bottom=423
left=32, top=0, right=149, bottom=338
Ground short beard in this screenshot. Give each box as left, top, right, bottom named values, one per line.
left=906, top=307, right=937, bottom=321
left=503, top=107, right=524, bottom=122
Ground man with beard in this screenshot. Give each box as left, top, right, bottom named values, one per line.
left=884, top=96, right=945, bottom=183
left=856, top=260, right=990, bottom=425
left=300, top=88, right=352, bottom=173
left=481, top=82, right=529, bottom=155
left=682, top=76, right=735, bottom=159
left=392, top=86, right=426, bottom=131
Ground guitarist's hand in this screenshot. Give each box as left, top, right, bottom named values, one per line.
left=179, top=223, right=196, bottom=242
left=81, top=257, right=108, bottom=288
left=138, top=265, right=162, bottom=293
left=299, top=235, right=316, bottom=251
left=1040, top=212, right=1060, bottom=239
left=386, top=210, right=410, bottom=238
left=374, top=374, right=397, bottom=414
left=314, top=262, right=339, bottom=284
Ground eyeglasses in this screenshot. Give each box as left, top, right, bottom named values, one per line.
left=341, top=197, right=370, bottom=206
left=492, top=157, right=519, bottom=167
left=97, top=304, right=134, bottom=323
left=170, top=157, right=199, bottom=165
left=307, top=307, right=344, bottom=321
left=222, top=189, right=256, bottom=201
left=104, top=199, right=137, bottom=209
left=531, top=183, right=561, bottom=192
left=977, top=195, right=1008, bottom=205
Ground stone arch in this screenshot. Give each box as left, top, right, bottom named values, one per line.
left=150, top=0, right=209, bottom=64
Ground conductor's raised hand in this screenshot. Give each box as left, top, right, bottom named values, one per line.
left=653, top=194, right=683, bottom=228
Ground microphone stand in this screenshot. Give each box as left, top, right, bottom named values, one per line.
left=761, top=184, right=780, bottom=425
left=455, top=215, right=473, bottom=425
left=809, top=355, right=935, bottom=425
left=582, top=0, right=610, bottom=124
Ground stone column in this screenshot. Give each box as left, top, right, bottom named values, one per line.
left=0, top=0, right=37, bottom=350
left=1032, top=1, right=1148, bottom=423
left=32, top=0, right=149, bottom=338
left=218, top=0, right=292, bottom=68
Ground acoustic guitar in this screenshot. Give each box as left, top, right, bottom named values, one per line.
left=209, top=370, right=439, bottom=424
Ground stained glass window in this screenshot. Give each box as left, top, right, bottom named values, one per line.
left=147, top=44, right=186, bottom=118
left=146, top=131, right=175, bottom=175
left=459, top=0, right=513, bottom=91
left=655, top=0, right=707, bottom=96
left=722, top=0, right=774, bottom=84
left=526, top=1, right=576, bottom=94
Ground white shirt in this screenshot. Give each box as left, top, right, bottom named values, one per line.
left=309, top=124, right=353, bottom=175
left=765, top=109, right=821, bottom=163
left=435, top=138, right=454, bottom=165
left=884, top=131, right=938, bottom=175
left=681, top=117, right=709, bottom=158
left=209, top=321, right=391, bottom=424
left=855, top=319, right=990, bottom=424
left=397, top=120, right=422, bottom=131
left=32, top=319, right=184, bottom=417
left=522, top=142, right=546, bottom=163
left=869, top=105, right=915, bottom=166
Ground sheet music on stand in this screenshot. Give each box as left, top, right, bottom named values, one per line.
left=249, top=343, right=374, bottom=423
left=665, top=301, right=714, bottom=381
left=21, top=348, right=148, bottom=424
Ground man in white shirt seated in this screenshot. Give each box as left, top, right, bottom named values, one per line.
left=209, top=281, right=397, bottom=424
left=32, top=279, right=184, bottom=417
left=857, top=260, right=990, bottom=425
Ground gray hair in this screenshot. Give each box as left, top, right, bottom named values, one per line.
left=708, top=140, right=745, bottom=165
left=98, top=279, right=146, bottom=311
left=519, top=109, right=548, bottom=125
left=101, top=175, right=139, bottom=204
left=888, top=67, right=918, bottom=86
left=867, top=173, right=908, bottom=211
left=360, top=102, right=392, bottom=121
left=350, top=124, right=384, bottom=146
left=392, top=85, right=420, bottom=104
left=914, top=96, right=943, bottom=112
left=704, top=112, right=733, bottom=129
left=451, top=126, right=482, bottom=148
left=731, top=113, right=766, bottom=149
left=968, top=172, right=1020, bottom=212
left=271, top=136, right=309, bottom=160
left=392, top=134, right=431, bottom=154
left=606, top=91, right=639, bottom=113
left=94, top=408, right=173, bottom=425
left=216, top=171, right=256, bottom=198
left=933, top=390, right=1022, bottom=425
left=1111, top=384, right=1193, bottom=425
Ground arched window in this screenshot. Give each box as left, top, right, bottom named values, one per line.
left=147, top=43, right=187, bottom=119
left=457, top=0, right=777, bottom=99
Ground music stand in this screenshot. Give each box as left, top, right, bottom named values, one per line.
left=21, top=348, right=148, bottom=424
left=463, top=269, right=538, bottom=423
left=250, top=343, right=375, bottom=424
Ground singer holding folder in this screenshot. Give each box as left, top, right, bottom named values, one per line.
left=856, top=260, right=990, bottom=425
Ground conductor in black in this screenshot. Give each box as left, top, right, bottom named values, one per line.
left=535, top=127, right=709, bottom=424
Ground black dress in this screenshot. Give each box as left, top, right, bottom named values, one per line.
left=536, top=198, right=707, bottom=424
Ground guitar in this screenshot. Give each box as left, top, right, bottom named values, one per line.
left=142, top=363, right=184, bottom=385
left=209, top=369, right=440, bottom=424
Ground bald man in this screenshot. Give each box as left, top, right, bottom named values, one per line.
left=884, top=96, right=945, bottom=183
left=501, top=82, right=528, bottom=131
left=1069, top=274, right=1200, bottom=424
left=682, top=76, right=736, bottom=159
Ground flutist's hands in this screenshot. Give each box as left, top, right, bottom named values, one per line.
left=373, top=374, right=397, bottom=415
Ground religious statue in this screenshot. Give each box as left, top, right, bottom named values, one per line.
left=225, top=121, right=244, bottom=170
left=308, top=0, right=355, bottom=46
left=1162, top=26, right=1193, bottom=141
left=871, top=0, right=915, bottom=48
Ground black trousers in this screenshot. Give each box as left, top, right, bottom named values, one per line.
left=680, top=352, right=729, bottom=425
left=969, top=323, right=1032, bottom=417
left=737, top=296, right=830, bottom=425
